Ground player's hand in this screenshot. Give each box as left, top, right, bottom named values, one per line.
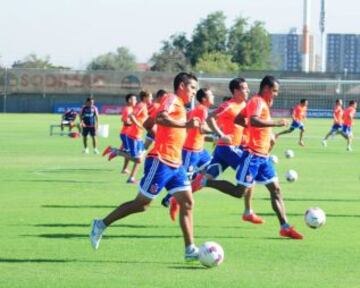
left=186, top=117, right=201, bottom=128
left=277, top=119, right=288, bottom=127
left=219, top=135, right=232, bottom=144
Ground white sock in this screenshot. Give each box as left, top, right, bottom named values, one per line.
left=185, top=244, right=197, bottom=253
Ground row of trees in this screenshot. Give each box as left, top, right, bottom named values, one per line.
left=3, top=11, right=271, bottom=75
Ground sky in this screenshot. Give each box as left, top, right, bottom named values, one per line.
left=1, top=0, right=359, bottom=68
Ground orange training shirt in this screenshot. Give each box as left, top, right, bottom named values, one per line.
left=183, top=104, right=208, bottom=151
left=343, top=106, right=356, bottom=126
left=333, top=106, right=344, bottom=125
left=127, top=102, right=148, bottom=140
left=292, top=104, right=307, bottom=122
left=120, top=106, right=133, bottom=135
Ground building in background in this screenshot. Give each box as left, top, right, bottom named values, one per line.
left=326, top=34, right=360, bottom=73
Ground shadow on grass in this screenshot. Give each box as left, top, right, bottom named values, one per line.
left=168, top=265, right=205, bottom=270
left=23, top=233, right=246, bottom=240
left=0, top=258, right=70, bottom=263
left=258, top=197, right=360, bottom=203
left=42, top=205, right=117, bottom=209
left=34, top=168, right=114, bottom=173
left=10, top=179, right=106, bottom=184
left=257, top=212, right=360, bottom=218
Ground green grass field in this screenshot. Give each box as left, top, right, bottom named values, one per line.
left=1, top=114, right=359, bottom=288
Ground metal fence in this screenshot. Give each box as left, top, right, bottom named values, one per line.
left=1, top=68, right=360, bottom=113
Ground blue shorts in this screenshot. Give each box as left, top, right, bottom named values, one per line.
left=342, top=125, right=352, bottom=136
left=127, top=137, right=145, bottom=159
left=139, top=157, right=191, bottom=199
left=182, top=149, right=212, bottom=176
left=206, top=145, right=243, bottom=179
left=145, top=132, right=155, bottom=142
left=330, top=124, right=343, bottom=134
left=290, top=120, right=304, bottom=131
left=236, top=150, right=278, bottom=187
left=120, top=133, right=130, bottom=152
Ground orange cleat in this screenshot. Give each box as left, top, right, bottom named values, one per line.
left=280, top=226, right=304, bottom=240
left=242, top=213, right=265, bottom=224
left=102, top=145, right=112, bottom=157
left=169, top=197, right=179, bottom=222
left=191, top=174, right=205, bottom=193
left=108, top=151, right=118, bottom=161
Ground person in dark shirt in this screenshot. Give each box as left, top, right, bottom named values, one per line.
left=80, top=97, right=99, bottom=154
left=61, top=109, right=80, bottom=133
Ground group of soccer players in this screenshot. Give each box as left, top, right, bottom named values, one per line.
left=90, top=72, right=319, bottom=262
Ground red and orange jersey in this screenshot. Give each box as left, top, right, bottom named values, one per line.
left=343, top=106, right=356, bottom=126
left=120, top=106, right=133, bottom=135
left=149, top=94, right=187, bottom=167
left=292, top=104, right=307, bottom=122
left=245, top=95, right=272, bottom=156
left=240, top=126, right=250, bottom=147
left=147, top=102, right=156, bottom=117
left=149, top=102, right=161, bottom=120
left=333, top=105, right=344, bottom=125
left=127, top=102, right=148, bottom=140
left=213, top=99, right=246, bottom=146
left=183, top=104, right=208, bottom=151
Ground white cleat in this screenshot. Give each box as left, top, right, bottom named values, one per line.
left=347, top=146, right=352, bottom=152
left=83, top=148, right=89, bottom=154
left=94, top=148, right=100, bottom=154
left=90, top=219, right=104, bottom=250
left=185, top=246, right=199, bottom=262
left=322, top=140, right=327, bottom=147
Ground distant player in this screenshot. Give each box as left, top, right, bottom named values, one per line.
left=61, top=108, right=80, bottom=134
left=90, top=72, right=201, bottom=262
left=109, top=90, right=151, bottom=184
left=80, top=97, right=99, bottom=154
left=322, top=99, right=344, bottom=147
left=162, top=88, right=214, bottom=219
left=192, top=76, right=303, bottom=239
left=276, top=99, right=308, bottom=146
left=143, top=89, right=167, bottom=150
left=342, top=100, right=357, bottom=151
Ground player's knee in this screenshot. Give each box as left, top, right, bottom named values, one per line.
left=270, top=186, right=282, bottom=198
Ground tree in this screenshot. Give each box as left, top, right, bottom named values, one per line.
left=189, top=11, right=228, bottom=65
left=194, top=52, right=239, bottom=75
left=150, top=33, right=191, bottom=72
left=228, top=18, right=271, bottom=70
left=87, top=47, right=137, bottom=71
left=12, top=54, right=68, bottom=69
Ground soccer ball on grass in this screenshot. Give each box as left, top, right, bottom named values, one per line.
left=199, top=241, right=224, bottom=268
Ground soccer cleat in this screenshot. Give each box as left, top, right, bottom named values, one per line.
left=94, top=148, right=100, bottom=154
left=126, top=178, right=139, bottom=184
left=169, top=197, right=179, bottom=222
left=90, top=219, right=105, bottom=249
left=102, top=145, right=112, bottom=156
left=280, top=226, right=304, bottom=240
left=185, top=246, right=199, bottom=262
left=322, top=139, right=327, bottom=147
left=108, top=151, right=118, bottom=161
left=347, top=146, right=352, bottom=152
left=298, top=140, right=305, bottom=147
left=191, top=174, right=206, bottom=193
left=121, top=169, right=130, bottom=175
left=242, top=213, right=265, bottom=224
left=83, top=148, right=89, bottom=154
left=161, top=197, right=170, bottom=208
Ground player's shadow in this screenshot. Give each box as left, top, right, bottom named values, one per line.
left=257, top=212, right=360, bottom=218
left=0, top=258, right=69, bottom=263
left=42, top=204, right=117, bottom=209
left=13, top=179, right=106, bottom=184
left=168, top=265, right=205, bottom=270
left=258, top=197, right=360, bottom=203
left=34, top=168, right=114, bottom=173
left=33, top=223, right=166, bottom=229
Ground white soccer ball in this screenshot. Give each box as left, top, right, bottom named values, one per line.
left=305, top=207, right=326, bottom=229
left=269, top=155, right=279, bottom=164
left=199, top=241, right=224, bottom=268
left=284, top=149, right=295, bottom=159
left=285, top=169, right=298, bottom=182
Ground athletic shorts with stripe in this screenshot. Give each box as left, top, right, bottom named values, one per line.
left=206, top=145, right=243, bottom=179
left=182, top=149, right=212, bottom=177
left=290, top=120, right=304, bottom=131
left=139, top=157, right=191, bottom=199
left=236, top=150, right=278, bottom=187
left=127, top=137, right=145, bottom=159
left=120, top=133, right=130, bottom=152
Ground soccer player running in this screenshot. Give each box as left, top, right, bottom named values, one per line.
left=322, top=99, right=344, bottom=147
left=193, top=76, right=303, bottom=239
left=90, top=72, right=201, bottom=261
left=105, top=90, right=152, bottom=183
left=341, top=100, right=357, bottom=151
left=143, top=89, right=167, bottom=150
left=161, top=88, right=214, bottom=220
left=80, top=97, right=99, bottom=154
left=276, top=99, right=308, bottom=146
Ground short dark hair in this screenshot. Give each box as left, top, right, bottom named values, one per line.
left=139, top=90, right=152, bottom=101
left=229, top=77, right=246, bottom=94
left=86, top=96, right=94, bottom=103
left=173, top=72, right=198, bottom=92
left=156, top=89, right=167, bottom=98
left=300, top=99, right=307, bottom=104
left=125, top=93, right=136, bottom=103
left=349, top=100, right=357, bottom=106
left=259, top=75, right=279, bottom=93
left=196, top=88, right=210, bottom=103
left=335, top=99, right=342, bottom=104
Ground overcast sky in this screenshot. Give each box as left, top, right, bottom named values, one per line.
left=0, top=0, right=359, bottom=68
